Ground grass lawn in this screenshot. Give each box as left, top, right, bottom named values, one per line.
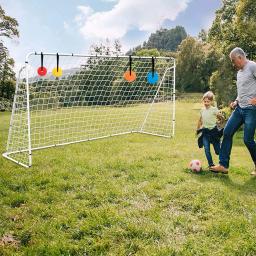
left=0, top=98, right=256, bottom=255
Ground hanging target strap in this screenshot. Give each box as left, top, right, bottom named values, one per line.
left=57, top=53, right=59, bottom=72
left=152, top=57, right=155, bottom=78
left=129, top=55, right=132, bottom=75
left=41, top=52, right=44, bottom=71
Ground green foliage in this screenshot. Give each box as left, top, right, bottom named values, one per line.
left=0, top=5, right=19, bottom=109
left=0, top=5, right=19, bottom=38
left=220, top=106, right=233, bottom=121
left=0, top=44, right=16, bottom=109
left=146, top=26, right=187, bottom=51
left=235, top=0, right=256, bottom=54
left=0, top=77, right=15, bottom=99
left=198, top=29, right=208, bottom=42
left=127, top=26, right=187, bottom=55
left=208, top=0, right=256, bottom=106
left=135, top=48, right=160, bottom=57
left=89, top=39, right=122, bottom=56
left=209, top=0, right=256, bottom=55
left=176, top=37, right=219, bottom=92
left=0, top=97, right=12, bottom=111
left=208, top=0, right=239, bottom=54
left=209, top=56, right=237, bottom=107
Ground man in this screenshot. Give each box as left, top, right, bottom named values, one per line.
left=210, top=47, right=256, bottom=175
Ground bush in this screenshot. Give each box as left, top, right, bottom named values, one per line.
left=0, top=97, right=12, bottom=111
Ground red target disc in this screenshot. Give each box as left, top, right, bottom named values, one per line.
left=37, top=66, right=47, bottom=76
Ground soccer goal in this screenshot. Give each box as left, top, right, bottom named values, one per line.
left=3, top=52, right=176, bottom=168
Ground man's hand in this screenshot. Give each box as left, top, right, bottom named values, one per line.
left=230, top=100, right=238, bottom=109
left=249, top=98, right=256, bottom=105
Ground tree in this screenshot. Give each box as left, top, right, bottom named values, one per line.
left=146, top=26, right=187, bottom=51
left=208, top=0, right=239, bottom=54
left=200, top=44, right=221, bottom=90
left=209, top=56, right=236, bottom=107
left=135, top=48, right=160, bottom=57
left=0, top=6, right=19, bottom=39
left=126, top=26, right=187, bottom=55
left=0, top=43, right=15, bottom=98
left=176, top=37, right=206, bottom=92
left=198, top=29, right=208, bottom=43
left=208, top=0, right=256, bottom=106
left=235, top=0, right=256, bottom=58
left=89, top=39, right=123, bottom=56
left=0, top=5, right=19, bottom=109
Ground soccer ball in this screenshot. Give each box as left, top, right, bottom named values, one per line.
left=189, top=159, right=202, bottom=172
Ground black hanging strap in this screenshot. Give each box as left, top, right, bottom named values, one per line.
left=152, top=57, right=155, bottom=78
left=40, top=52, right=44, bottom=71
left=129, top=55, right=132, bottom=75
left=57, top=53, right=59, bottom=72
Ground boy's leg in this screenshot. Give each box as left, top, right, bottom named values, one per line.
left=213, top=140, right=220, bottom=155
left=203, top=136, right=214, bottom=167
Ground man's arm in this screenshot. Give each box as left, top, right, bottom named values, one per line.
left=230, top=98, right=238, bottom=109
left=249, top=62, right=256, bottom=105
left=249, top=98, right=256, bottom=105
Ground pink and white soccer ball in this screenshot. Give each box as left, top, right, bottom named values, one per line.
left=189, top=159, right=202, bottom=172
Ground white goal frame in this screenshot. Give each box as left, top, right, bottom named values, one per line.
left=3, top=52, right=176, bottom=168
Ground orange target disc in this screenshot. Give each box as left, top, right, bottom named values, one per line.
left=124, top=71, right=136, bottom=82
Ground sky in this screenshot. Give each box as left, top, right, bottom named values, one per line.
left=1, top=0, right=222, bottom=74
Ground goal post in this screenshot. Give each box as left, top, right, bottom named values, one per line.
left=3, top=52, right=176, bottom=168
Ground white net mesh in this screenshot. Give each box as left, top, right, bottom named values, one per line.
left=3, top=53, right=175, bottom=167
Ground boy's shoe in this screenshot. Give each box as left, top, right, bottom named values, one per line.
left=210, top=165, right=229, bottom=174
left=250, top=170, right=256, bottom=176
left=207, top=164, right=215, bottom=170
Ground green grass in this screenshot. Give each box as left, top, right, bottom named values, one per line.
left=0, top=99, right=256, bottom=255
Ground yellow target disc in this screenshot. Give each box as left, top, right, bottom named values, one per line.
left=52, top=67, right=62, bottom=77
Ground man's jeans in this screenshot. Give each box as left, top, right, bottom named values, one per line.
left=203, top=136, right=220, bottom=167
left=219, top=105, right=256, bottom=168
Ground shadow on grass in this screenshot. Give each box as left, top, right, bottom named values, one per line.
left=184, top=168, right=256, bottom=195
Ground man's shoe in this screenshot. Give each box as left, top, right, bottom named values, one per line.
left=210, top=165, right=228, bottom=174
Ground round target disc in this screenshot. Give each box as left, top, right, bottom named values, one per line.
left=37, top=66, right=47, bottom=76
left=124, top=71, right=136, bottom=82
left=52, top=67, right=63, bottom=77
left=147, top=71, right=159, bottom=84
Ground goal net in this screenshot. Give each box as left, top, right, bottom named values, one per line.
left=3, top=53, right=175, bottom=168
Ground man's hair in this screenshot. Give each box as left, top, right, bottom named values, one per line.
left=229, top=47, right=246, bottom=58
left=202, top=91, right=214, bottom=101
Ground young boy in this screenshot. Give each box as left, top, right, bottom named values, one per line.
left=196, top=91, right=224, bottom=168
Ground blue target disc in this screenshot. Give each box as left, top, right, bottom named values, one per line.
left=147, top=71, right=159, bottom=84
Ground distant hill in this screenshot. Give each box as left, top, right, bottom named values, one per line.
left=127, top=26, right=187, bottom=55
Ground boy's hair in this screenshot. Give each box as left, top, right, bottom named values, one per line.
left=202, top=91, right=214, bottom=101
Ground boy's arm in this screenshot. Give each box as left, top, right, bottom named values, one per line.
left=216, top=111, right=225, bottom=128
left=197, top=116, right=202, bottom=130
